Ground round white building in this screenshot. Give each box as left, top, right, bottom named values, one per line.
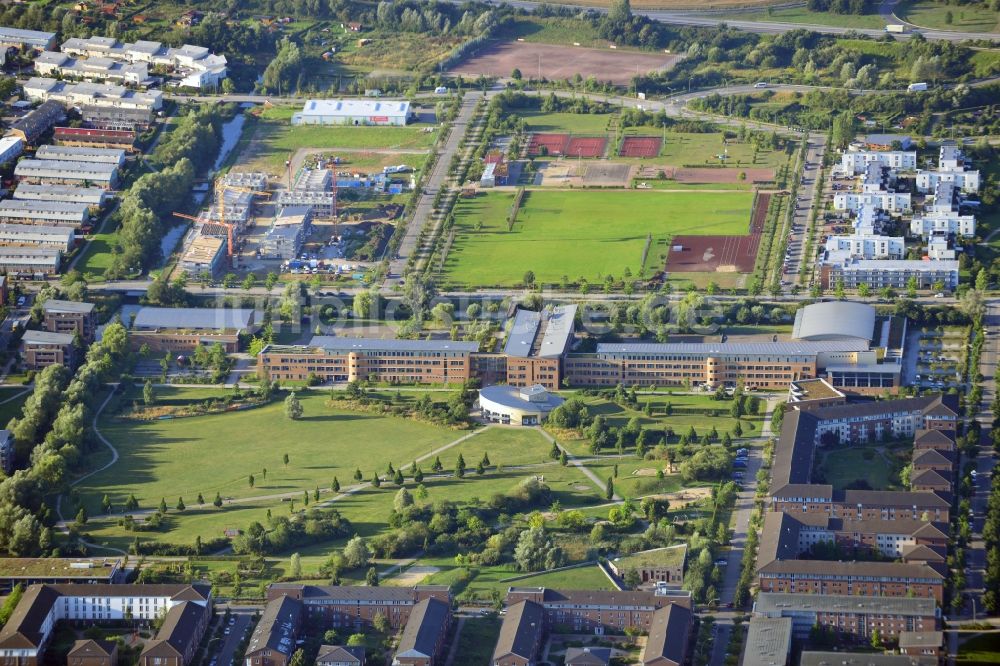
left=478, top=384, right=564, bottom=426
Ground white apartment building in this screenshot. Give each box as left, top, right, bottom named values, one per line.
left=822, top=258, right=959, bottom=290
left=834, top=191, right=911, bottom=213
left=915, top=169, right=981, bottom=194
left=926, top=237, right=955, bottom=261
left=0, top=136, right=24, bottom=166
left=824, top=233, right=905, bottom=260
left=840, top=150, right=917, bottom=175
left=59, top=36, right=227, bottom=89
left=22, top=77, right=163, bottom=112
left=34, top=52, right=151, bottom=86
left=910, top=211, right=976, bottom=238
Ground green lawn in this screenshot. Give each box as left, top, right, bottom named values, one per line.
left=77, top=392, right=460, bottom=516
left=452, top=616, right=502, bottom=666
left=899, top=0, right=1000, bottom=32
left=659, top=132, right=788, bottom=168
left=552, top=392, right=764, bottom=456
left=0, top=388, right=29, bottom=428
left=441, top=189, right=754, bottom=287
left=500, top=17, right=605, bottom=47
left=240, top=106, right=437, bottom=174
left=522, top=111, right=614, bottom=135
left=75, top=227, right=120, bottom=282
left=712, top=6, right=887, bottom=29
left=816, top=445, right=906, bottom=492
left=443, top=427, right=555, bottom=468
left=958, top=633, right=1000, bottom=666
left=420, top=559, right=614, bottom=599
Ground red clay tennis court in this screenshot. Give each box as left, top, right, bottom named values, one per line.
left=667, top=193, right=770, bottom=273
left=528, top=133, right=570, bottom=156
left=619, top=136, right=662, bottom=158
left=566, top=137, right=607, bottom=158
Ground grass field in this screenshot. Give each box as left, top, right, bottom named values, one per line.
left=659, top=132, right=788, bottom=168
left=958, top=633, right=1000, bottom=666
left=77, top=392, right=460, bottom=516
left=712, top=6, right=887, bottom=29
left=76, top=401, right=605, bottom=552
left=816, top=445, right=906, bottom=491
left=522, top=111, right=613, bottom=134
left=899, top=0, right=1000, bottom=32
left=420, top=559, right=614, bottom=599
left=451, top=616, right=502, bottom=666
left=440, top=189, right=754, bottom=287
left=0, top=388, right=29, bottom=428
left=499, top=17, right=605, bottom=47
left=238, top=107, right=437, bottom=174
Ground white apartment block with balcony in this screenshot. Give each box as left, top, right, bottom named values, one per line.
left=840, top=150, right=917, bottom=175
left=834, top=191, right=911, bottom=213
left=910, top=211, right=976, bottom=238
left=824, top=233, right=905, bottom=261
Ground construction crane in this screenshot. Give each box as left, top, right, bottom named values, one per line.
left=213, top=181, right=270, bottom=265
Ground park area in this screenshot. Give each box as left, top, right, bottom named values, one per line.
left=450, top=40, right=680, bottom=85
left=71, top=388, right=612, bottom=553
left=438, top=189, right=755, bottom=287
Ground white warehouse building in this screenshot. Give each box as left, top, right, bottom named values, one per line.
left=291, top=99, right=411, bottom=126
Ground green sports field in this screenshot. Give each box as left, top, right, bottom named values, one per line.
left=440, top=189, right=754, bottom=287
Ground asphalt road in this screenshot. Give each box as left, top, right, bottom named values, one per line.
left=963, top=300, right=1000, bottom=620
left=208, top=610, right=253, bottom=666
left=461, top=0, right=1000, bottom=42
left=383, top=91, right=482, bottom=290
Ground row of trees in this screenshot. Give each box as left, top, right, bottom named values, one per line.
left=0, top=319, right=129, bottom=556
left=107, top=106, right=227, bottom=278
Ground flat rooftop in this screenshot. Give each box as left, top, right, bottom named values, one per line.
left=789, top=378, right=845, bottom=401
left=611, top=545, right=687, bottom=571
left=0, top=557, right=120, bottom=578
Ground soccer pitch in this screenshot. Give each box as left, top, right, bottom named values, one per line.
left=440, top=189, right=754, bottom=287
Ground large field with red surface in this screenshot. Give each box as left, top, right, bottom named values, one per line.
left=667, top=192, right=770, bottom=273
left=450, top=41, right=680, bottom=85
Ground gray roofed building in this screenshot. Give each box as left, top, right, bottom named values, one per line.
left=14, top=183, right=109, bottom=206
left=0, top=246, right=61, bottom=273
left=245, top=596, right=303, bottom=664
left=0, top=199, right=91, bottom=225
left=565, top=647, right=612, bottom=665
left=132, top=307, right=257, bottom=333
left=757, top=559, right=944, bottom=581
left=316, top=645, right=366, bottom=665
left=0, top=26, right=56, bottom=51
left=8, top=100, right=66, bottom=145
left=43, top=299, right=95, bottom=315
left=792, top=302, right=877, bottom=342
left=504, top=305, right=576, bottom=358
left=800, top=652, right=935, bottom=666
left=753, top=592, right=938, bottom=618
left=14, top=158, right=118, bottom=186
left=35, top=144, right=126, bottom=165
left=756, top=512, right=802, bottom=571
left=642, top=603, right=692, bottom=666
left=491, top=600, right=544, bottom=665
left=898, top=631, right=943, bottom=651
left=841, top=489, right=950, bottom=509
left=595, top=340, right=870, bottom=356
left=0, top=224, right=74, bottom=251
left=310, top=336, right=479, bottom=353
left=394, top=597, right=450, bottom=665
left=143, top=600, right=211, bottom=661
left=316, top=645, right=365, bottom=665
left=770, top=410, right=820, bottom=490
left=20, top=330, right=73, bottom=346
left=743, top=617, right=792, bottom=666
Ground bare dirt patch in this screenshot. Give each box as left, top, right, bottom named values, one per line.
left=654, top=486, right=712, bottom=509
left=388, top=565, right=441, bottom=587
left=668, top=192, right=770, bottom=273
left=450, top=41, right=680, bottom=85
left=583, top=163, right=631, bottom=187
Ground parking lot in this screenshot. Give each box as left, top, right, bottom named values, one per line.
left=903, top=327, right=967, bottom=390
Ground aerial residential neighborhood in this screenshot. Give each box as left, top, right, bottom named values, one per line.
left=0, top=2, right=996, bottom=666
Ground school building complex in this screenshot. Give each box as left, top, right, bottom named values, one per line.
left=259, top=302, right=903, bottom=395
